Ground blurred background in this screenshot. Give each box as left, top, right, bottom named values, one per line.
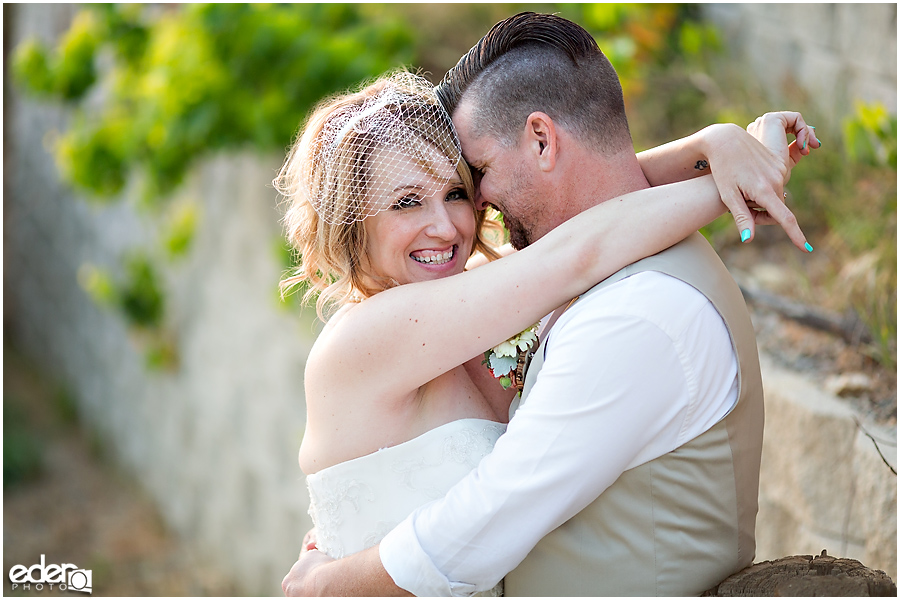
left=4, top=3, right=896, bottom=595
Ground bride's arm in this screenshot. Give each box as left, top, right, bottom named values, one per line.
left=313, top=180, right=755, bottom=402
left=313, top=113, right=815, bottom=403
left=637, top=113, right=821, bottom=243
left=472, top=113, right=817, bottom=268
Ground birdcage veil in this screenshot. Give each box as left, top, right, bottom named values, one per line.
left=302, top=72, right=463, bottom=225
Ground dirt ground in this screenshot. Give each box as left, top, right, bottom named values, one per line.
left=3, top=237, right=895, bottom=597
left=3, top=349, right=241, bottom=597
left=721, top=232, right=896, bottom=426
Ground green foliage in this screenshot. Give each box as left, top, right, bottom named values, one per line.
left=12, top=4, right=419, bottom=364
left=78, top=252, right=164, bottom=329
left=4, top=402, right=44, bottom=488
left=12, top=10, right=101, bottom=100
left=13, top=4, right=417, bottom=203
left=78, top=251, right=172, bottom=369
left=796, top=147, right=897, bottom=368
left=843, top=101, right=897, bottom=169
left=118, top=253, right=165, bottom=329
left=163, top=202, right=199, bottom=259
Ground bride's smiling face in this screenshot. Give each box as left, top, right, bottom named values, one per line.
left=362, top=145, right=476, bottom=286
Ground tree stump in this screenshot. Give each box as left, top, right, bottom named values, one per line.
left=703, top=550, right=897, bottom=597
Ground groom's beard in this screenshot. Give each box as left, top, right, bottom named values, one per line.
left=504, top=212, right=531, bottom=250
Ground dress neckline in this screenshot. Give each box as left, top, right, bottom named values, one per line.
left=306, top=418, right=506, bottom=479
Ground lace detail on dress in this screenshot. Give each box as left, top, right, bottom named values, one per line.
left=392, top=424, right=505, bottom=499
left=362, top=520, right=398, bottom=550
left=307, top=477, right=375, bottom=558
left=305, top=419, right=506, bottom=564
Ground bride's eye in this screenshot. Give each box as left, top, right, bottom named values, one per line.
left=445, top=187, right=469, bottom=202
left=392, top=195, right=421, bottom=210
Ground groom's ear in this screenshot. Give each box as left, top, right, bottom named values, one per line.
left=523, top=112, right=557, bottom=172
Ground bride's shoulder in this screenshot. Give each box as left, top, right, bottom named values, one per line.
left=305, top=303, right=356, bottom=376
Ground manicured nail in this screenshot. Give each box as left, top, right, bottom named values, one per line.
left=802, top=138, right=807, bottom=150
left=741, top=229, right=752, bottom=243
left=816, top=137, right=821, bottom=146
left=804, top=242, right=814, bottom=252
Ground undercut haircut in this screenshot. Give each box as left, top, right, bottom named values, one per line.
left=436, top=12, right=633, bottom=155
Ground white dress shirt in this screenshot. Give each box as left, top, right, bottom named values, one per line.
left=380, top=271, right=739, bottom=596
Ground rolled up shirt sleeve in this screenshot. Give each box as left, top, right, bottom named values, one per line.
left=379, top=271, right=746, bottom=596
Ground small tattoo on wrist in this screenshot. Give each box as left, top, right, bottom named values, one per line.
left=694, top=160, right=709, bottom=171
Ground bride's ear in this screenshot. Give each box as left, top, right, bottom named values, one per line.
left=524, top=112, right=558, bottom=172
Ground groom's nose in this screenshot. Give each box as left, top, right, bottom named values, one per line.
left=474, top=187, right=490, bottom=211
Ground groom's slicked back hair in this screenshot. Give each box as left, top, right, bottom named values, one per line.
left=436, top=12, right=632, bottom=154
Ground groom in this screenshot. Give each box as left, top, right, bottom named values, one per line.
left=284, top=12, right=811, bottom=596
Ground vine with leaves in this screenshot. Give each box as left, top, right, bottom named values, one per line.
left=12, top=4, right=417, bottom=368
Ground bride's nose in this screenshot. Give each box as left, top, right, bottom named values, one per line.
left=425, top=204, right=458, bottom=240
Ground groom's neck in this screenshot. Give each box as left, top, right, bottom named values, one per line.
left=535, top=149, right=650, bottom=239
left=584, top=150, right=651, bottom=207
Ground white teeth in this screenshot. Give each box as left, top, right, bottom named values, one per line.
left=413, top=248, right=454, bottom=265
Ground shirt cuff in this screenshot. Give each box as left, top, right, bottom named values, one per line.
left=380, top=516, right=478, bottom=597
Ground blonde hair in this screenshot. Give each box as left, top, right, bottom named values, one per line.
left=274, top=72, right=501, bottom=319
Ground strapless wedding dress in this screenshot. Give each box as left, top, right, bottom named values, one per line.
left=306, top=418, right=506, bottom=595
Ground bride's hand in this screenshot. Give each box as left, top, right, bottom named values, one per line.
left=701, top=115, right=816, bottom=252
left=301, top=528, right=318, bottom=553
left=747, top=111, right=819, bottom=187
left=745, top=111, right=819, bottom=251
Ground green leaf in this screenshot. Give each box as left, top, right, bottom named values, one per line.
left=488, top=353, right=517, bottom=378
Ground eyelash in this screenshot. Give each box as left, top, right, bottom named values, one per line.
left=392, top=195, right=422, bottom=210
left=446, top=187, right=469, bottom=202
left=391, top=187, right=468, bottom=210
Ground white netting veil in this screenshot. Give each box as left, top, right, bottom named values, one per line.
left=301, top=72, right=464, bottom=225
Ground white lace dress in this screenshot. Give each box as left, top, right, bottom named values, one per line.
left=306, top=418, right=506, bottom=595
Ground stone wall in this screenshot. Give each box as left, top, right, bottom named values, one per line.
left=5, top=5, right=316, bottom=594
left=703, top=2, right=898, bottom=580
left=703, top=4, right=897, bottom=124
left=756, top=356, right=897, bottom=581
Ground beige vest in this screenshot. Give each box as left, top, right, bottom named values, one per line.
left=504, top=233, right=764, bottom=596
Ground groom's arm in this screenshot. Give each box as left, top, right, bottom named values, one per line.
left=286, top=282, right=732, bottom=596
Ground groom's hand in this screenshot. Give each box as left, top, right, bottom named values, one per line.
left=282, top=548, right=334, bottom=596
left=282, top=541, right=410, bottom=597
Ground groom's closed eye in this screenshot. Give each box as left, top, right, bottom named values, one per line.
left=470, top=167, right=484, bottom=188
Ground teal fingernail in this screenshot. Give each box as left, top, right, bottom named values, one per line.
left=816, top=137, right=821, bottom=146
left=810, top=126, right=816, bottom=129
left=805, top=242, right=814, bottom=252
left=741, top=229, right=751, bottom=243
left=802, top=138, right=807, bottom=150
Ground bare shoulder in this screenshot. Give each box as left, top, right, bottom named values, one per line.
left=301, top=303, right=421, bottom=472
left=303, top=303, right=361, bottom=384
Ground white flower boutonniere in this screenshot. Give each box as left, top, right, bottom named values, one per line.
left=483, top=323, right=539, bottom=390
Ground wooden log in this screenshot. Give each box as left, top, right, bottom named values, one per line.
left=738, top=285, right=873, bottom=345
left=703, top=550, right=897, bottom=597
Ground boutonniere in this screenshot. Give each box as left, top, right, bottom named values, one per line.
left=483, top=323, right=539, bottom=390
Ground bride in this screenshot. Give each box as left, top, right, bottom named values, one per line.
left=275, top=71, right=813, bottom=592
